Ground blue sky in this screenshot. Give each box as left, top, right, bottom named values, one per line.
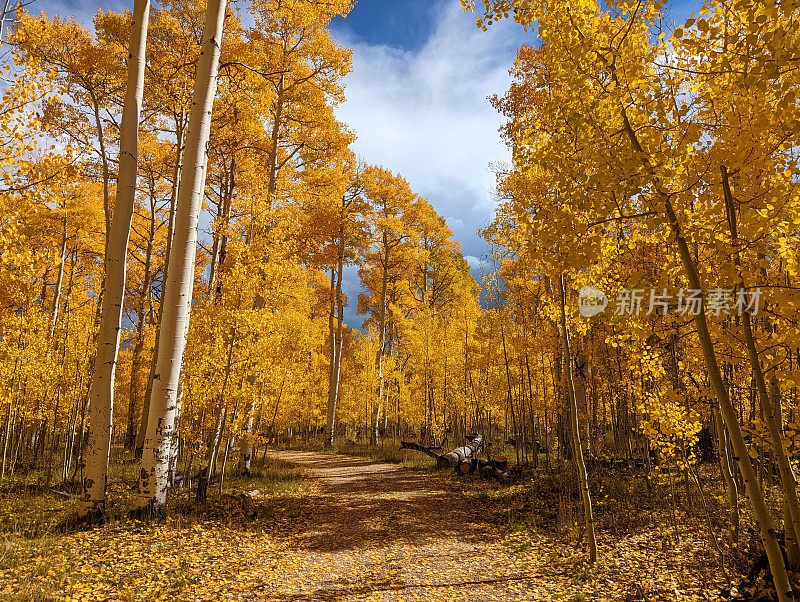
left=327, top=0, right=535, bottom=326
left=32, top=0, right=700, bottom=329
left=331, top=0, right=442, bottom=53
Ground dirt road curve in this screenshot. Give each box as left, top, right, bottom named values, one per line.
left=259, top=451, right=539, bottom=601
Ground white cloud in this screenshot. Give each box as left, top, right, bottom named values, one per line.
left=333, top=0, right=528, bottom=255
left=332, top=1, right=530, bottom=325
left=464, top=255, right=486, bottom=271
left=445, top=215, right=464, bottom=230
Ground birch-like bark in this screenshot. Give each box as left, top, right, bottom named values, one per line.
left=137, top=0, right=228, bottom=513
left=126, top=194, right=157, bottom=449
left=325, top=220, right=345, bottom=446
left=373, top=232, right=388, bottom=445
left=49, top=215, right=68, bottom=341
left=80, top=0, right=151, bottom=514
left=239, top=394, right=258, bottom=475
left=0, top=0, right=13, bottom=42
left=500, top=319, right=519, bottom=466
left=135, top=111, right=185, bottom=458
left=267, top=73, right=285, bottom=204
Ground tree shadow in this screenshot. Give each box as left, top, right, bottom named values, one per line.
left=269, top=451, right=502, bottom=554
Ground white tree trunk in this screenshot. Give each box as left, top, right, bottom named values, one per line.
left=326, top=226, right=345, bottom=446
left=137, top=0, right=228, bottom=513
left=49, top=215, right=67, bottom=341
left=135, top=111, right=185, bottom=458
left=239, top=394, right=258, bottom=475
left=80, top=0, right=151, bottom=515
left=373, top=239, right=388, bottom=444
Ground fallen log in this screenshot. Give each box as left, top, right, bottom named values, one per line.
left=458, top=456, right=509, bottom=482
left=400, top=441, right=443, bottom=459
left=401, top=435, right=483, bottom=468
left=480, top=462, right=509, bottom=483
left=437, top=434, right=483, bottom=469
left=402, top=435, right=508, bottom=481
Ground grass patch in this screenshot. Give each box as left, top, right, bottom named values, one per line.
left=0, top=454, right=316, bottom=600
left=284, top=439, right=442, bottom=470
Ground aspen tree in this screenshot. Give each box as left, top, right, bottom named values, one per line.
left=137, top=0, right=228, bottom=514
left=80, top=0, right=151, bottom=515
left=558, top=274, right=597, bottom=562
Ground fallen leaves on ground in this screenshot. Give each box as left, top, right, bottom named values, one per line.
left=1, top=453, right=750, bottom=601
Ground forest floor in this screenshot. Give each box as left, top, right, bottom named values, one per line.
left=255, top=450, right=733, bottom=601
left=0, top=447, right=763, bottom=601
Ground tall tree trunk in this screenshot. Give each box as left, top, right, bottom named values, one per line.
left=373, top=237, right=388, bottom=445
left=80, top=0, right=151, bottom=515
left=499, top=318, right=519, bottom=466
left=721, top=164, right=800, bottom=567
left=49, top=214, right=68, bottom=341
left=558, top=274, right=597, bottom=563
left=91, top=93, right=112, bottom=260
left=239, top=393, right=258, bottom=475
left=617, top=102, right=791, bottom=598
left=126, top=197, right=157, bottom=449
left=135, top=111, right=185, bottom=459
left=136, top=0, right=228, bottom=514
left=326, top=221, right=345, bottom=446
left=326, top=267, right=337, bottom=445
left=208, top=154, right=234, bottom=295
left=714, top=403, right=739, bottom=544
left=267, top=73, right=285, bottom=205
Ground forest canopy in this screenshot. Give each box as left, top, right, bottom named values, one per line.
left=2, top=0, right=800, bottom=599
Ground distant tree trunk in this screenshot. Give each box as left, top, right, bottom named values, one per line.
left=126, top=195, right=157, bottom=449
left=714, top=404, right=739, bottom=543
left=208, top=405, right=227, bottom=479
left=267, top=73, right=285, bottom=204
left=558, top=274, right=597, bottom=563
left=80, top=0, right=151, bottom=515
left=239, top=393, right=258, bottom=475
left=499, top=319, right=519, bottom=466
left=49, top=214, right=68, bottom=341
left=573, top=353, right=590, bottom=456
left=208, top=154, right=234, bottom=295
left=326, top=222, right=345, bottom=446
left=136, top=0, right=228, bottom=515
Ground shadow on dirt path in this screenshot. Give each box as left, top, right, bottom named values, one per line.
left=255, top=451, right=539, bottom=601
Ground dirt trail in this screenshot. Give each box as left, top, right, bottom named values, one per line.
left=258, top=451, right=541, bottom=601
